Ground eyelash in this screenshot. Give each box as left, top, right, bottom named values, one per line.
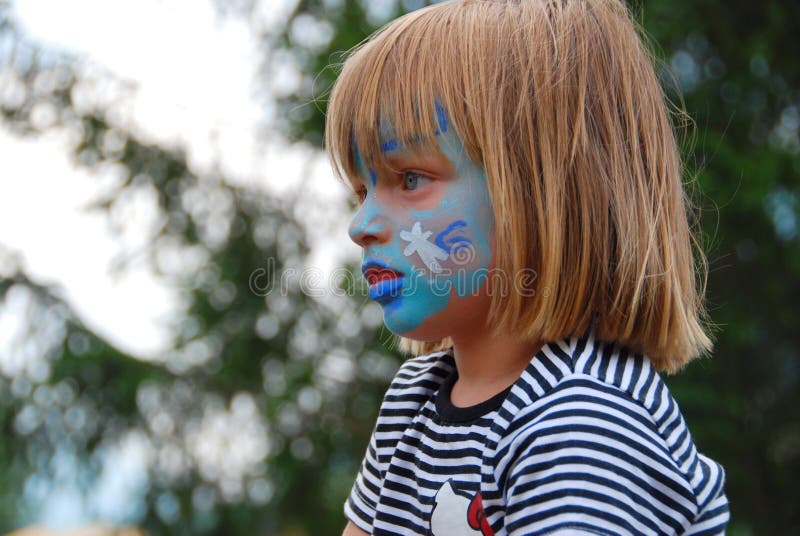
left=353, top=171, right=431, bottom=204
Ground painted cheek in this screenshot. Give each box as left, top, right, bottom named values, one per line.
left=399, top=221, right=450, bottom=274
left=450, top=167, right=493, bottom=257
left=435, top=220, right=472, bottom=254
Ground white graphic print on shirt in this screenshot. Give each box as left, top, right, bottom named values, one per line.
left=430, top=480, right=494, bottom=536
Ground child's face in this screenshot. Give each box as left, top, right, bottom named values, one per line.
left=348, top=118, right=495, bottom=340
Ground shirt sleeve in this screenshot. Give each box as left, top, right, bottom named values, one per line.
left=501, top=378, right=724, bottom=535
left=344, top=428, right=382, bottom=533
left=684, top=454, right=730, bottom=535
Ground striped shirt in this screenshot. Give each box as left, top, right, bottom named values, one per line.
left=345, top=332, right=729, bottom=535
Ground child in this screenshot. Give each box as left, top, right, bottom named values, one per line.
left=325, top=0, right=730, bottom=534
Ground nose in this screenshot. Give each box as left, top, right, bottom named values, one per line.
left=348, top=201, right=391, bottom=247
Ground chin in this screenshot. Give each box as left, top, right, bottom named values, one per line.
left=383, top=289, right=491, bottom=342
left=382, top=307, right=447, bottom=340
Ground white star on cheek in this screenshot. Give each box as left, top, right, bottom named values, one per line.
left=400, top=222, right=449, bottom=274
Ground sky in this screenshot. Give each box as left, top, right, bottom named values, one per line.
left=0, top=0, right=355, bottom=527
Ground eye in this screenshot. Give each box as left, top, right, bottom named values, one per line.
left=402, top=171, right=430, bottom=191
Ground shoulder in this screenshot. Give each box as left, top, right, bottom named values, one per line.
left=500, top=334, right=696, bottom=479
left=493, top=333, right=728, bottom=533
left=503, top=333, right=689, bottom=447
left=498, top=335, right=682, bottom=479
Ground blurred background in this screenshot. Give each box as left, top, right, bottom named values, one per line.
left=0, top=0, right=797, bottom=534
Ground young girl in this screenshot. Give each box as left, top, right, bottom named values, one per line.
left=325, top=1, right=729, bottom=534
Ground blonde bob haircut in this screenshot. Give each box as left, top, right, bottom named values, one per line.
left=325, top=0, right=714, bottom=373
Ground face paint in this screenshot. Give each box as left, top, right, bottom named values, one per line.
left=400, top=221, right=449, bottom=274
left=434, top=220, right=471, bottom=254
left=349, top=109, right=494, bottom=337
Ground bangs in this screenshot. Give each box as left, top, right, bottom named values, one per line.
left=325, top=3, right=482, bottom=187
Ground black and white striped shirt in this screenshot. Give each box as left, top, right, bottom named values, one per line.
left=345, top=332, right=729, bottom=535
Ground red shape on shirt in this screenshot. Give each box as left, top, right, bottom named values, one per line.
left=467, top=492, right=494, bottom=536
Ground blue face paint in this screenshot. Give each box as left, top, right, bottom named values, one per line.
left=434, top=220, right=471, bottom=254
left=376, top=100, right=450, bottom=155
left=379, top=138, right=401, bottom=153
left=349, top=108, right=494, bottom=337
left=435, top=101, right=448, bottom=134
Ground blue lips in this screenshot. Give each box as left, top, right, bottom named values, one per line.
left=368, top=277, right=404, bottom=303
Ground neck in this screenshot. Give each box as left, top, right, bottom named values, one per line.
left=449, top=327, right=541, bottom=407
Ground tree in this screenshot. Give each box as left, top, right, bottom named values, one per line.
left=1, top=2, right=399, bottom=533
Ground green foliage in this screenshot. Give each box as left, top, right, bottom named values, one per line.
left=1, top=4, right=398, bottom=532
left=632, top=2, right=800, bottom=532
left=1, top=0, right=798, bottom=534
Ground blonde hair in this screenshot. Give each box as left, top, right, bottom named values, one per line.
left=325, top=0, right=714, bottom=373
